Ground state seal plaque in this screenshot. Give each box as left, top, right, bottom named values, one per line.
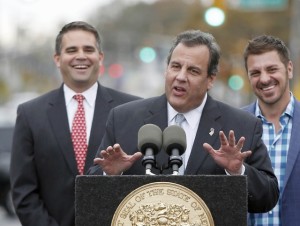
left=111, top=182, right=214, bottom=226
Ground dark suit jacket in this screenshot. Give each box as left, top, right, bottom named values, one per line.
left=10, top=83, right=140, bottom=226
left=89, top=94, right=279, bottom=213
left=243, top=98, right=300, bottom=225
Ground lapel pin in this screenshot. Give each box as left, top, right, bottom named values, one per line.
left=209, top=128, right=214, bottom=136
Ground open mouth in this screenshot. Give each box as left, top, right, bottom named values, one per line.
left=261, top=85, right=275, bottom=91
left=173, top=86, right=186, bottom=95
left=73, top=65, right=89, bottom=70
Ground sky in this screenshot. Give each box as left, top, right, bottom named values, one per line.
left=0, top=0, right=127, bottom=47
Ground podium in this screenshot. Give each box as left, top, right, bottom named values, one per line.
left=75, top=175, right=247, bottom=226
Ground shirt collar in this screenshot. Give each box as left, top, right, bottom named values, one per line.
left=255, top=92, right=295, bottom=119
left=168, top=93, right=207, bottom=129
left=64, top=83, right=98, bottom=107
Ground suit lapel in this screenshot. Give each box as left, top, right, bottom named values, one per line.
left=143, top=95, right=223, bottom=174
left=47, top=86, right=78, bottom=175
left=185, top=96, right=221, bottom=174
left=283, top=100, right=300, bottom=191
left=246, top=99, right=300, bottom=193
left=143, top=95, right=170, bottom=172
left=143, top=95, right=168, bottom=130
left=84, top=84, right=113, bottom=173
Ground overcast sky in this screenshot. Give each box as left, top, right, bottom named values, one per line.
left=0, top=0, right=120, bottom=47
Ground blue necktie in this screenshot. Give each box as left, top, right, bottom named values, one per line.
left=175, top=114, right=186, bottom=175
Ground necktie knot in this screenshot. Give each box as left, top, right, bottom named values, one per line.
left=74, top=94, right=85, bottom=104
left=175, top=113, right=185, bottom=127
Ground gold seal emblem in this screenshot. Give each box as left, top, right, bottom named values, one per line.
left=111, top=182, right=214, bottom=226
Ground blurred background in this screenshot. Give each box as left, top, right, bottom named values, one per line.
left=0, top=0, right=299, bottom=224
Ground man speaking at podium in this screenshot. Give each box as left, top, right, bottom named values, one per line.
left=88, top=30, right=279, bottom=213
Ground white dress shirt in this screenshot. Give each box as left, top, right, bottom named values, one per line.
left=64, top=83, right=98, bottom=144
left=167, top=93, right=207, bottom=170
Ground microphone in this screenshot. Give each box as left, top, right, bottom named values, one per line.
left=162, top=125, right=186, bottom=175
left=138, top=124, right=162, bottom=175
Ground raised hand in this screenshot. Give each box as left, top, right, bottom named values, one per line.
left=203, top=130, right=252, bottom=175
left=93, top=144, right=143, bottom=175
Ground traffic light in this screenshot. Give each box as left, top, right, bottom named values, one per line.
left=108, top=63, right=124, bottom=78
left=228, top=74, right=244, bottom=91
left=204, top=0, right=226, bottom=27
left=139, top=47, right=156, bottom=63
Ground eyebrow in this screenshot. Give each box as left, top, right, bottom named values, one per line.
left=64, top=45, right=96, bottom=51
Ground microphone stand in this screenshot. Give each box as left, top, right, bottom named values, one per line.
left=142, top=148, right=157, bottom=175
left=168, top=148, right=183, bottom=175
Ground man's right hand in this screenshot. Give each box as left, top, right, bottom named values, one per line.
left=93, top=143, right=143, bottom=175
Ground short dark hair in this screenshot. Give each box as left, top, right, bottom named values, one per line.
left=243, top=35, right=290, bottom=72
left=55, top=21, right=102, bottom=55
left=166, top=30, right=220, bottom=76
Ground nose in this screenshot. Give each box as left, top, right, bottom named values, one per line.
left=76, top=49, right=87, bottom=59
left=259, top=70, right=271, bottom=83
left=176, top=69, right=187, bottom=82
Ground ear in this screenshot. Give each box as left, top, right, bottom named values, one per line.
left=287, top=60, right=293, bottom=79
left=98, top=52, right=104, bottom=67
left=207, top=75, right=217, bottom=90
left=53, top=54, right=60, bottom=68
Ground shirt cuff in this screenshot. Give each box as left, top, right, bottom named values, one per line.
left=225, top=165, right=245, bottom=175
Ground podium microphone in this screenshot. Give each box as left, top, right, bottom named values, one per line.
left=163, top=125, right=186, bottom=175
left=138, top=124, right=162, bottom=175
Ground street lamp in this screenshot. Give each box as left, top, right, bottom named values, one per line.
left=201, top=0, right=226, bottom=27
left=204, top=6, right=225, bottom=26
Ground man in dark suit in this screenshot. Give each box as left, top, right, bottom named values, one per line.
left=9, top=21, right=140, bottom=226
left=88, top=30, right=279, bottom=213
left=243, top=35, right=300, bottom=226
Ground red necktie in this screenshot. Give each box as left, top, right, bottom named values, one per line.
left=71, top=94, right=88, bottom=175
